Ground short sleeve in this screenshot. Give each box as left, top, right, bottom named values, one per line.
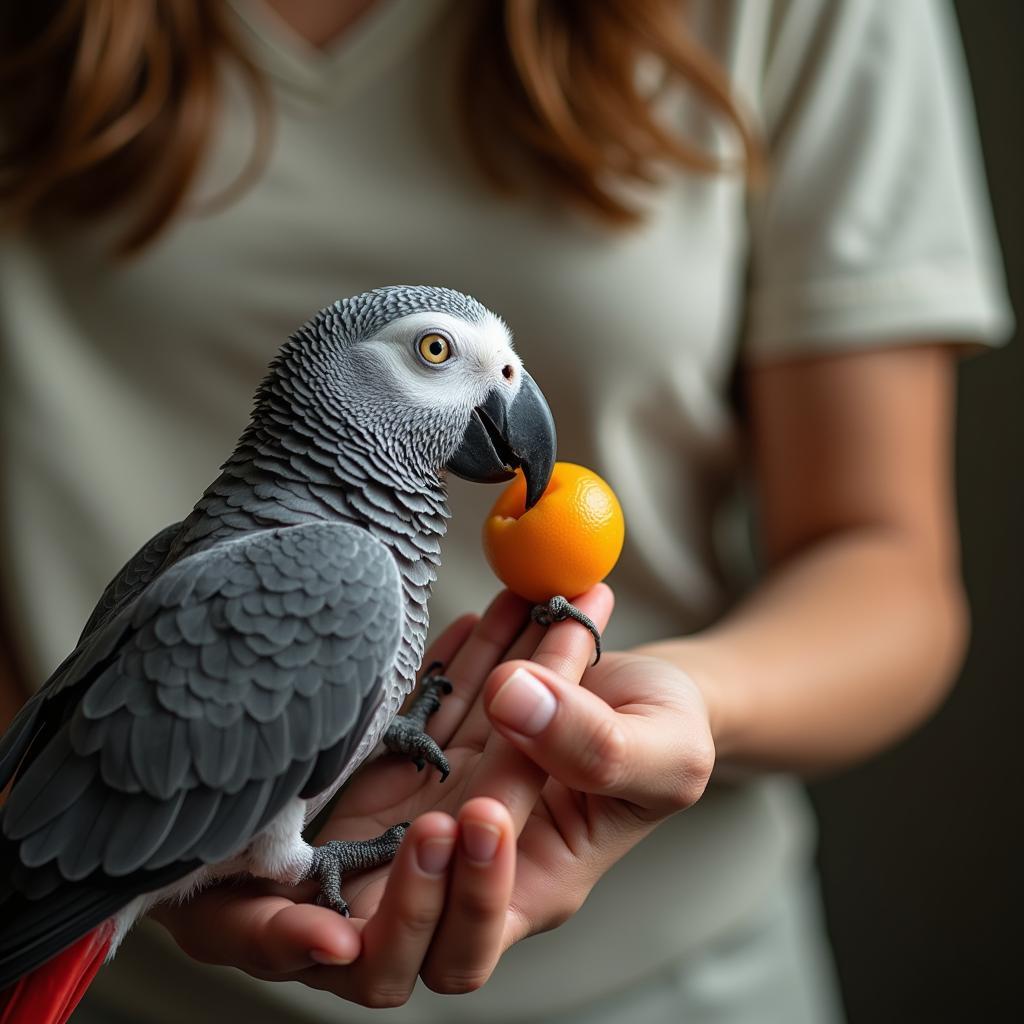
left=744, top=0, right=1014, bottom=361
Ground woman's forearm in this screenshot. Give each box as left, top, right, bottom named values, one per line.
left=635, top=526, right=968, bottom=775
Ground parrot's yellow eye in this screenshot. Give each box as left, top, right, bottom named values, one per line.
left=418, top=333, right=451, bottom=365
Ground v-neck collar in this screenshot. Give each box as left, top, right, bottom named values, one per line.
left=227, top=0, right=449, bottom=104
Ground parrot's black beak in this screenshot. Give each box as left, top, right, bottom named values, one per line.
left=447, top=371, right=556, bottom=509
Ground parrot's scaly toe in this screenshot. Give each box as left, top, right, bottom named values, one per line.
left=383, top=662, right=453, bottom=781
left=531, top=596, right=603, bottom=664
left=308, top=823, right=409, bottom=916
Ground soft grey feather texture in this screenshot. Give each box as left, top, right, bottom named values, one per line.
left=0, top=285, right=502, bottom=987
left=78, top=521, right=184, bottom=643
left=4, top=523, right=402, bottom=879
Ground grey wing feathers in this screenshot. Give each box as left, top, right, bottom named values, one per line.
left=79, top=521, right=184, bottom=642
left=0, top=524, right=184, bottom=787
left=2, top=521, right=402, bottom=884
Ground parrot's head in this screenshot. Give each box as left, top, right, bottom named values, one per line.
left=293, top=286, right=557, bottom=508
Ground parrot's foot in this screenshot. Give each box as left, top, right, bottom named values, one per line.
left=383, top=661, right=453, bottom=781
left=307, top=823, right=409, bottom=916
left=531, top=596, right=602, bottom=665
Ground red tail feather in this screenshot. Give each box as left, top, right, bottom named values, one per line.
left=0, top=927, right=112, bottom=1024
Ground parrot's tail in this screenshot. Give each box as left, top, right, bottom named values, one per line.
left=0, top=926, right=111, bottom=1024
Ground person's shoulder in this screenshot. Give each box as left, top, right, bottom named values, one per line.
left=756, top=0, right=961, bottom=66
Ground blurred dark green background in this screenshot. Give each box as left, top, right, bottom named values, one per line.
left=810, top=3, right=1023, bottom=1020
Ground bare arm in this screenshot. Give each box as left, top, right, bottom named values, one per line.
left=638, top=343, right=967, bottom=774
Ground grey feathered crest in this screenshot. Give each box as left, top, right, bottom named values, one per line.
left=315, top=285, right=490, bottom=349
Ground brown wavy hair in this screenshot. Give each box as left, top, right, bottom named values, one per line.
left=0, top=0, right=758, bottom=254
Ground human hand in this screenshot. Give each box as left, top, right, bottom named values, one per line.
left=462, top=642, right=716, bottom=954
left=154, top=586, right=614, bottom=1007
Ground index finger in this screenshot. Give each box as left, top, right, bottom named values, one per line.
left=448, top=584, right=612, bottom=749
left=461, top=585, right=614, bottom=829
left=529, top=585, right=615, bottom=679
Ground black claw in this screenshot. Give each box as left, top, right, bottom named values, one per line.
left=530, top=596, right=603, bottom=664
left=307, top=826, right=408, bottom=916
left=383, top=663, right=454, bottom=780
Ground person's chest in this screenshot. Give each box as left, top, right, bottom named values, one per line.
left=41, top=2, right=753, bottom=458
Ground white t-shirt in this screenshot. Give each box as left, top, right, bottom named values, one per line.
left=0, top=0, right=1011, bottom=1020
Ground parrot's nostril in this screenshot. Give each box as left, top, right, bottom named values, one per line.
left=502, top=365, right=514, bottom=381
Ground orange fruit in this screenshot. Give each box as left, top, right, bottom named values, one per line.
left=482, top=461, right=625, bottom=603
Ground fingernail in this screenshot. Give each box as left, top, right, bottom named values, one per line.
left=489, top=667, right=557, bottom=736
left=310, top=948, right=355, bottom=966
left=461, top=821, right=501, bottom=864
left=417, top=836, right=454, bottom=876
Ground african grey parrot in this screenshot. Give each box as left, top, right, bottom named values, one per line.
left=0, top=286, right=556, bottom=1023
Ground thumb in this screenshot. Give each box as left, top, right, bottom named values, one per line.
left=483, top=658, right=713, bottom=817
left=482, top=660, right=637, bottom=803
